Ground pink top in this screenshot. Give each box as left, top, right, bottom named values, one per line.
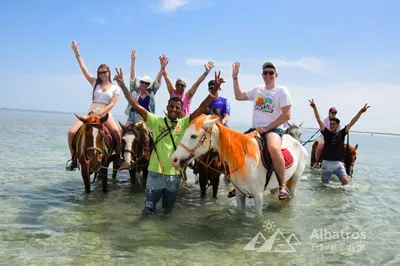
left=171, top=90, right=191, bottom=117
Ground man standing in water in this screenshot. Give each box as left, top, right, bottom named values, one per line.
left=309, top=99, right=370, bottom=185
left=114, top=67, right=224, bottom=215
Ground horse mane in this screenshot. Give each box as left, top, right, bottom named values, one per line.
left=190, top=115, right=259, bottom=180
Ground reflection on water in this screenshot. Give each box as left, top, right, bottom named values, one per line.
left=0, top=110, right=400, bottom=265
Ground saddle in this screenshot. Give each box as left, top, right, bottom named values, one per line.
left=255, top=135, right=294, bottom=191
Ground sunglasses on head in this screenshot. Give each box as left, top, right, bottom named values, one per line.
left=98, top=71, right=108, bottom=75
left=176, top=84, right=186, bottom=88
left=140, top=81, right=150, bottom=86
left=262, top=70, right=275, bottom=76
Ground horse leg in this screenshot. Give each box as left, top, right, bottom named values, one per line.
left=140, top=168, right=148, bottom=187
left=81, top=164, right=91, bottom=193
left=129, top=168, right=136, bottom=185
left=211, top=171, right=220, bottom=199
left=235, top=191, right=246, bottom=211
left=112, top=155, right=119, bottom=179
left=198, top=167, right=207, bottom=198
left=101, top=166, right=108, bottom=193
left=253, top=192, right=264, bottom=216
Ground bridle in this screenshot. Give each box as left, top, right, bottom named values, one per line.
left=84, top=124, right=105, bottom=163
left=178, top=125, right=214, bottom=163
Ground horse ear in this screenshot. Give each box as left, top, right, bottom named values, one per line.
left=100, top=113, right=109, bottom=123
left=287, top=121, right=292, bottom=127
left=354, top=144, right=358, bottom=150
left=299, top=121, right=304, bottom=127
left=204, top=117, right=219, bottom=128
left=75, top=113, right=87, bottom=123
left=119, top=121, right=128, bottom=130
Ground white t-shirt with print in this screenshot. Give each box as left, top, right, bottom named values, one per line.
left=245, top=85, right=292, bottom=129
left=92, top=81, right=121, bottom=105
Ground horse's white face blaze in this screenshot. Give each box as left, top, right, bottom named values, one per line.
left=89, top=127, right=102, bottom=171
left=171, top=116, right=219, bottom=169
left=122, top=133, right=135, bottom=163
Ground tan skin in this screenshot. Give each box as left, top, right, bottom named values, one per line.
left=232, top=61, right=291, bottom=196
left=309, top=99, right=370, bottom=184
left=68, top=40, right=121, bottom=160
left=114, top=68, right=223, bottom=124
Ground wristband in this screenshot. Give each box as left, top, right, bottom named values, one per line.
left=203, top=71, right=209, bottom=76
left=75, top=54, right=80, bottom=58
left=233, top=76, right=238, bottom=80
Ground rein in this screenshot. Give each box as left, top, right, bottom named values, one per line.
left=301, top=129, right=321, bottom=146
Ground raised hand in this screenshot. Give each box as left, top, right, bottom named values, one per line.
left=71, top=40, right=80, bottom=54
left=204, top=61, right=215, bottom=72
left=113, top=68, right=126, bottom=88
left=308, top=98, right=316, bottom=109
left=360, top=103, right=370, bottom=113
left=232, top=61, right=240, bottom=78
left=131, top=49, right=136, bottom=60
left=214, top=71, right=225, bottom=89
left=159, top=53, right=169, bottom=69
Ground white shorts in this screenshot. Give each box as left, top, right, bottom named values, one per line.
left=87, top=102, right=112, bottom=118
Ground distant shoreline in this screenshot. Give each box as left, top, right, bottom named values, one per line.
left=2, top=107, right=399, bottom=136
left=303, top=127, right=400, bottom=137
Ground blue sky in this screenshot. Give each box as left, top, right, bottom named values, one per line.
left=1, top=0, right=399, bottom=133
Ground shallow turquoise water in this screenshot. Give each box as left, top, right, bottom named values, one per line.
left=1, top=109, right=399, bottom=265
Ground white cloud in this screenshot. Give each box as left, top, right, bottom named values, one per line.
left=267, top=57, right=325, bottom=73
left=90, top=17, right=111, bottom=25
left=157, top=0, right=192, bottom=12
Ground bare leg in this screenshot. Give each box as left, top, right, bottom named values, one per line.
left=67, top=119, right=84, bottom=158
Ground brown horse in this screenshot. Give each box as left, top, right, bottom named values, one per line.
left=72, top=112, right=120, bottom=193
left=311, top=140, right=358, bottom=176
left=119, top=121, right=152, bottom=186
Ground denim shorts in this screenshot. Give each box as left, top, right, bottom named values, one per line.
left=244, top=127, right=283, bottom=140
left=127, top=108, right=136, bottom=123
left=321, top=160, right=347, bottom=183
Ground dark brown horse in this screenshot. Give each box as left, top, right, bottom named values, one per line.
left=311, top=140, right=358, bottom=176
left=72, top=112, right=120, bottom=193
left=194, top=107, right=228, bottom=198
left=119, top=121, right=152, bottom=186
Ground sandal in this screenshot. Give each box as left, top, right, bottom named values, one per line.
left=279, top=185, right=292, bottom=200
left=66, top=159, right=78, bottom=171
left=227, top=189, right=236, bottom=198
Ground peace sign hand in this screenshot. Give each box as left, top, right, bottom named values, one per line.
left=213, top=71, right=225, bottom=89
left=308, top=98, right=316, bottom=109
left=113, top=68, right=126, bottom=88
left=360, top=103, right=370, bottom=113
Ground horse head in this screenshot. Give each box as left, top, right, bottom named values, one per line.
left=119, top=121, right=151, bottom=170
left=75, top=112, right=109, bottom=173
left=285, top=121, right=303, bottom=142
left=171, top=114, right=220, bottom=169
left=344, top=144, right=358, bottom=176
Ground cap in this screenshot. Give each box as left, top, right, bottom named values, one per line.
left=329, top=107, right=338, bottom=113
left=262, top=61, right=278, bottom=72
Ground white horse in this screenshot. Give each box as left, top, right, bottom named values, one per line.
left=171, top=114, right=308, bottom=215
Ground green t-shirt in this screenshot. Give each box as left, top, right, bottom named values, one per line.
left=146, top=112, right=190, bottom=175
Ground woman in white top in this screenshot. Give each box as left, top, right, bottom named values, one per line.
left=66, top=40, right=121, bottom=171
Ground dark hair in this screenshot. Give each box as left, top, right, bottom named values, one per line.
left=330, top=118, right=340, bottom=124
left=168, top=97, right=183, bottom=106
left=92, top=64, right=112, bottom=101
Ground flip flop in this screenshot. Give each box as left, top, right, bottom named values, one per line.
left=279, top=185, right=292, bottom=200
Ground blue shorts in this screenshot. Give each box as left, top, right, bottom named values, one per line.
left=321, top=160, right=347, bottom=183
left=244, top=127, right=283, bottom=140
left=143, top=171, right=181, bottom=214
left=127, top=108, right=136, bottom=123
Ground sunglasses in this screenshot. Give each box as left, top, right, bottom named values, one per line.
left=98, top=71, right=108, bottom=75
left=176, top=84, right=186, bottom=88
left=140, top=81, right=151, bottom=86
left=330, top=112, right=337, bottom=115
left=262, top=71, right=275, bottom=76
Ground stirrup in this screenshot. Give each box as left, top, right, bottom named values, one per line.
left=66, top=159, right=79, bottom=171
